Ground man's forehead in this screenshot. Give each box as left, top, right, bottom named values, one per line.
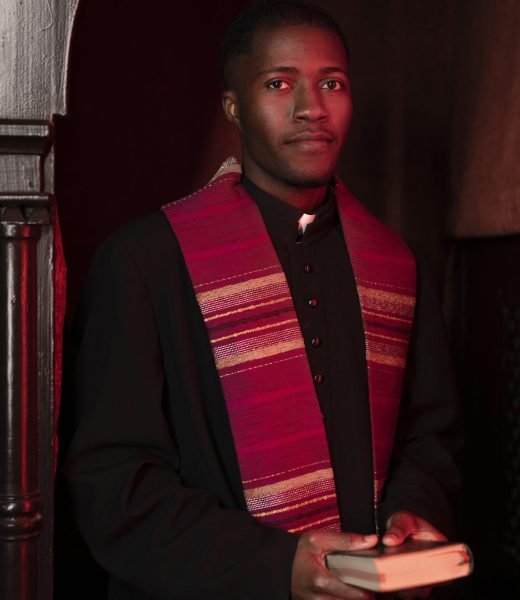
left=239, top=25, right=348, bottom=73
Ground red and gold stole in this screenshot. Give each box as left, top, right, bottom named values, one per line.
left=162, top=159, right=416, bottom=533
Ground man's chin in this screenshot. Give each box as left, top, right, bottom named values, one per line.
left=278, top=160, right=337, bottom=189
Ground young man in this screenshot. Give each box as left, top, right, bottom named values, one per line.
left=65, top=2, right=460, bottom=599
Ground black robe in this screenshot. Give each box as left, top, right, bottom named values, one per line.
left=64, top=187, right=461, bottom=600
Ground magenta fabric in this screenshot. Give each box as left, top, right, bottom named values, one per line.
left=162, top=166, right=415, bottom=531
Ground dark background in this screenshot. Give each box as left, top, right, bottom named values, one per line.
left=54, top=1, right=520, bottom=597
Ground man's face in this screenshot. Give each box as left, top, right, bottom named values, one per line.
left=223, top=25, right=352, bottom=193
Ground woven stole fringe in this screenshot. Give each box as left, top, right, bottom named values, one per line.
left=162, top=167, right=415, bottom=533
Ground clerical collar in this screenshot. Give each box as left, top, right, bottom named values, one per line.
left=241, top=175, right=339, bottom=245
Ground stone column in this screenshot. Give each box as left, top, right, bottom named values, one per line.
left=0, top=2, right=80, bottom=599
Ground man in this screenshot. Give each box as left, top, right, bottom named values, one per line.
left=65, top=2, right=460, bottom=599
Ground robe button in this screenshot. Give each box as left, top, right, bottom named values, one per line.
left=304, top=263, right=313, bottom=273
left=311, top=337, right=321, bottom=348
left=308, top=297, right=319, bottom=308
left=313, top=373, right=324, bottom=384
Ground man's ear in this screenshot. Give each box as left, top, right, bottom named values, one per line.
left=222, top=90, right=240, bottom=127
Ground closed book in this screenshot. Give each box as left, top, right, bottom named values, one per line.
left=326, top=540, right=473, bottom=592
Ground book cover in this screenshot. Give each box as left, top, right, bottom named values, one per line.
left=326, top=540, right=473, bottom=592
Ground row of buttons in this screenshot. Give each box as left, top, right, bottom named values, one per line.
left=304, top=263, right=324, bottom=384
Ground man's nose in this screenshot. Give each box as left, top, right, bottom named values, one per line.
left=293, top=86, right=327, bottom=121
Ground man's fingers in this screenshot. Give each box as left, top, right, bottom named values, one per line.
left=304, top=530, right=378, bottom=554
left=382, top=511, right=447, bottom=546
left=382, top=512, right=415, bottom=546
left=314, top=533, right=378, bottom=599
left=335, top=532, right=379, bottom=552
left=409, top=530, right=444, bottom=541
left=292, top=530, right=379, bottom=600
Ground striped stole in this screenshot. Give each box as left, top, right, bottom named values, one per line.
left=334, top=179, right=417, bottom=502
left=162, top=160, right=416, bottom=532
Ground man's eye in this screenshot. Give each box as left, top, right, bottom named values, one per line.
left=321, top=79, right=345, bottom=91
left=267, top=80, right=290, bottom=90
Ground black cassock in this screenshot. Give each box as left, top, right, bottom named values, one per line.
left=64, top=179, right=460, bottom=600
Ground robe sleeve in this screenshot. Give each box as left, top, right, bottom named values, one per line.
left=378, top=260, right=462, bottom=536
left=64, top=230, right=298, bottom=600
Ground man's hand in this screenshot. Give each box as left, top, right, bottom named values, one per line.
left=382, top=511, right=447, bottom=546
left=291, top=530, right=378, bottom=600
left=381, top=512, right=447, bottom=600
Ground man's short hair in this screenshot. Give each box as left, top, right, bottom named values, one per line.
left=221, top=0, right=350, bottom=89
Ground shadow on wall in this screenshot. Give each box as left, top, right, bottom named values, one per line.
left=55, top=0, right=245, bottom=317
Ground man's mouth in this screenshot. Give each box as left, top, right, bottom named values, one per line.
left=285, top=130, right=335, bottom=145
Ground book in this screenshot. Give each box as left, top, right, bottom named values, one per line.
left=326, top=540, right=473, bottom=592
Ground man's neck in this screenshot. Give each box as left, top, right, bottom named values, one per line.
left=273, top=185, right=327, bottom=213
left=243, top=169, right=329, bottom=213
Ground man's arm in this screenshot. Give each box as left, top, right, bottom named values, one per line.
left=64, top=230, right=299, bottom=600
left=373, top=260, right=461, bottom=600
left=378, top=260, right=462, bottom=537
